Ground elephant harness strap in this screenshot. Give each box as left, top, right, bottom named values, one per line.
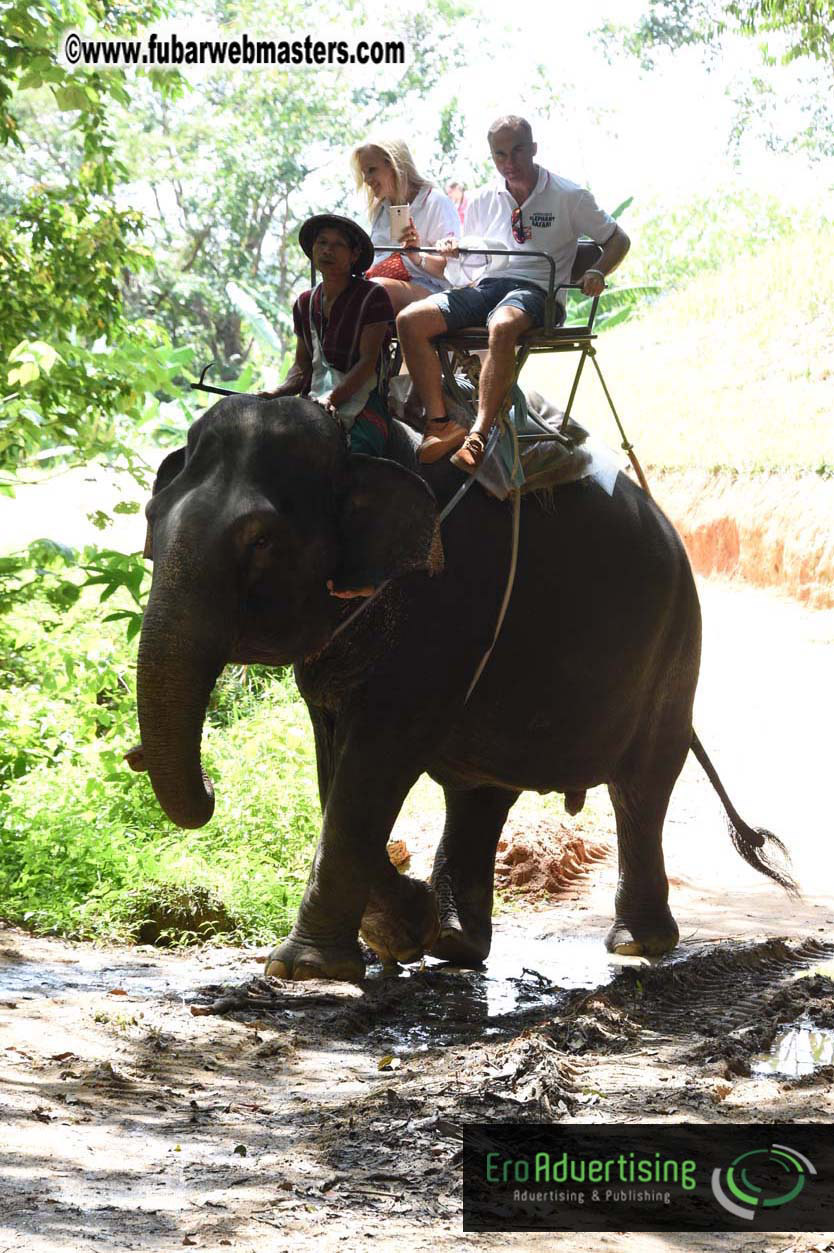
left=328, top=423, right=522, bottom=705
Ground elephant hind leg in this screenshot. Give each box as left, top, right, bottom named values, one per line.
left=605, top=757, right=686, bottom=958
left=429, top=785, right=518, bottom=967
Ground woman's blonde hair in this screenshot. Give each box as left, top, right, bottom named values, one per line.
left=350, top=138, right=432, bottom=220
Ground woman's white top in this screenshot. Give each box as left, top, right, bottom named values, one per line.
left=369, top=185, right=460, bottom=293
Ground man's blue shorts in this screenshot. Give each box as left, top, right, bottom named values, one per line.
left=431, top=276, right=564, bottom=332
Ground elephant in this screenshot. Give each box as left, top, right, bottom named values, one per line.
left=135, top=393, right=793, bottom=982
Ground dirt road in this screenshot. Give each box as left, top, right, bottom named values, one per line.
left=1, top=576, right=833, bottom=1252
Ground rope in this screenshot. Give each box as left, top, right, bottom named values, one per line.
left=326, top=424, right=502, bottom=650
left=463, top=406, right=522, bottom=703
left=465, top=486, right=521, bottom=703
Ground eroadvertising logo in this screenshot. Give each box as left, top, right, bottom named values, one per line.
left=462, top=1124, right=834, bottom=1232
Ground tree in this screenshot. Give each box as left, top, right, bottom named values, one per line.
left=1, top=0, right=191, bottom=483
left=600, top=0, right=834, bottom=159
left=603, top=0, right=833, bottom=69
left=0, top=0, right=196, bottom=691
left=118, top=0, right=469, bottom=371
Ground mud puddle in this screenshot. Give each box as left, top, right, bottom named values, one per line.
left=0, top=945, right=247, bottom=1002
left=0, top=928, right=625, bottom=1044
left=361, top=930, right=631, bottom=1047
left=753, top=1020, right=834, bottom=1077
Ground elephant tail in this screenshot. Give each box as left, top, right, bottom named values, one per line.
left=690, top=731, right=799, bottom=896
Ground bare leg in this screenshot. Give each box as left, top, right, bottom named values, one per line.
left=472, top=306, right=533, bottom=438
left=396, top=300, right=449, bottom=419
left=447, top=306, right=534, bottom=473
left=397, top=300, right=468, bottom=462
left=372, top=277, right=430, bottom=316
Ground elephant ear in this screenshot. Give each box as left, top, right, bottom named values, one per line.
left=143, top=446, right=186, bottom=559
left=331, top=454, right=443, bottom=592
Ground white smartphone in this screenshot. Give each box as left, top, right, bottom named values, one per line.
left=389, top=204, right=410, bottom=241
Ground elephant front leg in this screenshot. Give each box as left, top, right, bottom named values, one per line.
left=264, top=828, right=371, bottom=980
left=605, top=774, right=681, bottom=958
left=265, top=728, right=428, bottom=982
left=429, top=785, right=518, bottom=967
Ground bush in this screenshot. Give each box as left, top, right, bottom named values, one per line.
left=0, top=583, right=320, bottom=942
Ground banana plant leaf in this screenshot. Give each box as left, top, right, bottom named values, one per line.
left=225, top=282, right=282, bottom=352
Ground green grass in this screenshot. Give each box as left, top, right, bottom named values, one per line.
left=0, top=589, right=320, bottom=943
left=0, top=683, right=319, bottom=944
left=526, top=223, right=834, bottom=474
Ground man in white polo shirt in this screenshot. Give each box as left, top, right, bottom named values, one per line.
left=397, top=115, right=630, bottom=472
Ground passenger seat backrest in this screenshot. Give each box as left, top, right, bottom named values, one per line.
left=570, top=240, right=603, bottom=284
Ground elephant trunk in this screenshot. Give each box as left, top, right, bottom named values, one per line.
left=137, top=579, right=231, bottom=830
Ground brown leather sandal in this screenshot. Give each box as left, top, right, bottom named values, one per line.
left=418, top=417, right=467, bottom=464
left=450, top=430, right=487, bottom=473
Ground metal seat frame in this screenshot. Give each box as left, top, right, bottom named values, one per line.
left=310, top=241, right=647, bottom=490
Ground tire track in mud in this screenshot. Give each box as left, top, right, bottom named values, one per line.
left=3, top=932, right=834, bottom=1250
left=592, top=938, right=834, bottom=1037
left=269, top=937, right=834, bottom=1234
left=546, top=937, right=834, bottom=1106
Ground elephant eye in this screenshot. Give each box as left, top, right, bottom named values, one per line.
left=251, top=536, right=269, bottom=550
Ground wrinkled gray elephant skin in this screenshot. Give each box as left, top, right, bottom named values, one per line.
left=136, top=395, right=790, bottom=983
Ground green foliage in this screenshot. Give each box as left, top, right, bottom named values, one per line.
left=0, top=0, right=180, bottom=161
left=0, top=539, right=81, bottom=620
left=0, top=181, right=198, bottom=482
left=602, top=0, right=834, bottom=68
left=81, top=549, right=148, bottom=639
left=0, top=1, right=197, bottom=685
left=729, top=0, right=834, bottom=65
left=601, top=0, right=834, bottom=160
left=1, top=0, right=195, bottom=490
left=621, top=186, right=802, bottom=290
left=434, top=97, right=467, bottom=186
left=566, top=284, right=664, bottom=332
left=0, top=571, right=146, bottom=782
left=350, top=3, right=469, bottom=116
left=115, top=0, right=469, bottom=372
left=600, top=0, right=726, bottom=68
left=0, top=581, right=319, bottom=940
left=564, top=197, right=663, bottom=331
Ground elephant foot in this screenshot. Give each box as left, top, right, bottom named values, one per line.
left=265, top=936, right=365, bottom=982
left=605, top=914, right=679, bottom=958
left=360, top=874, right=441, bottom=965
left=428, top=894, right=491, bottom=966
left=431, top=923, right=490, bottom=967
left=428, top=870, right=493, bottom=967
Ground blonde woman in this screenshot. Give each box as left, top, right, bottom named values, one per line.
left=351, top=138, right=460, bottom=314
